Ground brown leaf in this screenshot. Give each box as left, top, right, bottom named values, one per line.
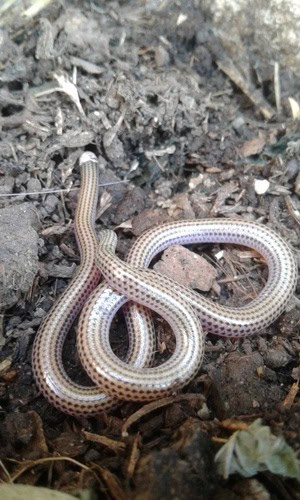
left=239, top=137, right=265, bottom=157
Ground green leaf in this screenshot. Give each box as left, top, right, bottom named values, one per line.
left=215, top=419, right=300, bottom=481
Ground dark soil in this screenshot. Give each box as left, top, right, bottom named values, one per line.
left=0, top=1, right=300, bottom=499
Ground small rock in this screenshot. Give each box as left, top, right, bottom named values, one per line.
left=154, top=179, right=173, bottom=199
left=0, top=175, right=14, bottom=195
left=254, top=178, right=270, bottom=195
left=44, top=194, right=59, bottom=214
left=232, top=116, right=246, bottom=132
left=264, top=348, right=292, bottom=369
left=177, top=13, right=188, bottom=25
left=257, top=337, right=268, bottom=353
left=39, top=207, right=49, bottom=219
left=197, top=402, right=210, bottom=420
left=153, top=245, right=217, bottom=292
left=52, top=213, right=60, bottom=222
left=180, top=94, right=196, bottom=111
left=0, top=203, right=39, bottom=310
left=189, top=173, right=204, bottom=190
left=106, top=94, right=122, bottom=109
left=286, top=159, right=299, bottom=180
left=103, top=129, right=125, bottom=164
left=155, top=45, right=170, bottom=67
left=33, top=307, right=47, bottom=318
left=27, top=177, right=42, bottom=200
left=291, top=366, right=300, bottom=380
left=241, top=338, right=253, bottom=355
left=15, top=172, right=29, bottom=188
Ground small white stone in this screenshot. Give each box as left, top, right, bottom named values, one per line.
left=177, top=13, right=188, bottom=25
left=197, top=403, right=210, bottom=420
left=189, top=173, right=204, bottom=190
left=254, top=179, right=270, bottom=195
left=215, top=250, right=224, bottom=260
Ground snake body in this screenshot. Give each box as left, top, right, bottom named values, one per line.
left=32, top=152, right=298, bottom=416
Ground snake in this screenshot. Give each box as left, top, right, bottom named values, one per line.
left=32, top=151, right=298, bottom=416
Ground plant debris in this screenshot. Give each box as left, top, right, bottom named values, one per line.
left=215, top=418, right=300, bottom=480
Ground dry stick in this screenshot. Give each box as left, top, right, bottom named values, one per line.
left=216, top=58, right=274, bottom=120
left=122, top=394, right=205, bottom=437
left=0, top=459, right=12, bottom=482
left=7, top=456, right=97, bottom=483
left=274, top=61, right=281, bottom=115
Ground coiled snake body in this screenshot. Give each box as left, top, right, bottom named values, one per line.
left=32, top=152, right=298, bottom=416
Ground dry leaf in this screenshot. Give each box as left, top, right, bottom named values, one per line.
left=240, top=137, right=265, bottom=157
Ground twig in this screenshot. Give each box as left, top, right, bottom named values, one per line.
left=216, top=58, right=274, bottom=120
left=7, top=456, right=96, bottom=483
left=274, top=61, right=281, bottom=115
left=122, top=393, right=205, bottom=437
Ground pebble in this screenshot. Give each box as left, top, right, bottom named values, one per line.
left=0, top=176, right=14, bottom=195
left=197, top=402, right=210, bottom=420
left=254, top=178, right=270, bottom=195
left=232, top=116, right=246, bottom=132
left=155, top=45, right=170, bottom=67
left=27, top=177, right=42, bottom=200
left=44, top=194, right=59, bottom=214
left=286, top=159, right=299, bottom=180
left=153, top=245, right=217, bottom=292
left=264, top=348, right=292, bottom=369
left=33, top=307, right=47, bottom=318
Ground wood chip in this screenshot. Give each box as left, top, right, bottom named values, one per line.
left=239, top=137, right=266, bottom=157
left=82, top=431, right=126, bottom=453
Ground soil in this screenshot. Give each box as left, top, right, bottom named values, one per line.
left=0, top=1, right=300, bottom=499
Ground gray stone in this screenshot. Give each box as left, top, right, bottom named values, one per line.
left=0, top=176, right=14, bottom=195
left=44, top=194, right=59, bottom=214
left=27, top=177, right=42, bottom=200
left=0, top=203, right=39, bottom=310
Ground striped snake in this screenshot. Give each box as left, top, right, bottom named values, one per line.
left=32, top=152, right=297, bottom=415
